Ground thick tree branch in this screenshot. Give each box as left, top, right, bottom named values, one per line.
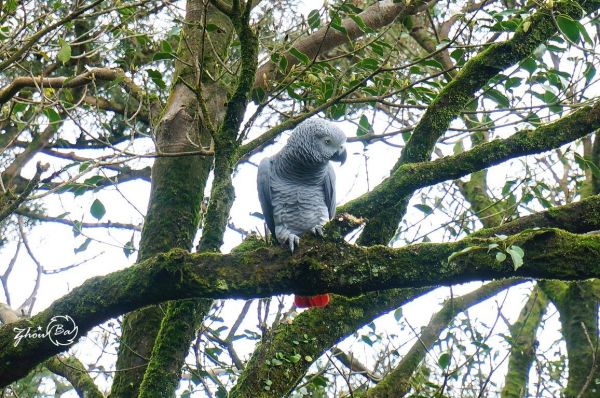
left=253, top=0, right=433, bottom=89
left=500, top=285, right=548, bottom=398
left=229, top=288, right=431, bottom=398
left=45, top=355, right=104, bottom=398
left=0, top=68, right=141, bottom=105
left=472, top=194, right=600, bottom=238
left=359, top=0, right=600, bottom=244
left=1, top=228, right=600, bottom=386
left=341, top=98, right=600, bottom=237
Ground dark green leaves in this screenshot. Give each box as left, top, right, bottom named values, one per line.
left=289, top=48, right=310, bottom=65
left=356, top=115, right=372, bottom=137
left=484, top=89, right=510, bottom=108
left=556, top=14, right=580, bottom=42
left=147, top=69, right=166, bottom=89
left=555, top=14, right=592, bottom=45
left=308, top=10, right=320, bottom=30
left=90, top=199, right=106, bottom=220
left=74, top=238, right=92, bottom=254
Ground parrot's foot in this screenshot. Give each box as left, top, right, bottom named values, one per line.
left=287, top=234, right=300, bottom=253
left=311, top=225, right=324, bottom=237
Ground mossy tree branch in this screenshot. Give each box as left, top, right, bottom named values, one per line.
left=539, top=280, right=600, bottom=398
left=198, top=0, right=259, bottom=251
left=111, top=0, right=230, bottom=394
left=358, top=0, right=600, bottom=245
left=340, top=98, right=600, bottom=236
left=45, top=355, right=104, bottom=398
left=252, top=0, right=433, bottom=90
left=229, top=288, right=433, bottom=398
left=500, top=286, right=549, bottom=398
left=2, top=228, right=600, bottom=386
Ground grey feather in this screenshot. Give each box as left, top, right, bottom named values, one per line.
left=257, top=118, right=347, bottom=251
left=323, top=164, right=336, bottom=219
left=257, top=158, right=275, bottom=234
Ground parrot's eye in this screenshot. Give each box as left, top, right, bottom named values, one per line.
left=324, top=138, right=331, bottom=145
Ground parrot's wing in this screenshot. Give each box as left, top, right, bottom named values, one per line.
left=257, top=157, right=276, bottom=234
left=324, top=163, right=336, bottom=219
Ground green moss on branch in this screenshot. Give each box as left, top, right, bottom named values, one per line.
left=45, top=355, right=104, bottom=398
left=500, top=286, right=548, bottom=398
left=229, top=288, right=432, bottom=398
left=357, top=0, right=600, bottom=245
left=342, top=99, right=600, bottom=243
left=2, top=228, right=600, bottom=386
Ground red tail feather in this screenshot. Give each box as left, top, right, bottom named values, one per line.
left=294, top=294, right=330, bottom=308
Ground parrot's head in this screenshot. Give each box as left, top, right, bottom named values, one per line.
left=286, top=119, right=347, bottom=166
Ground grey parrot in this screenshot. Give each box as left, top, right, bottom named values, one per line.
left=257, top=118, right=347, bottom=308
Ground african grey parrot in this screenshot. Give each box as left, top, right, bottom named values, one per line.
left=257, top=118, right=347, bottom=308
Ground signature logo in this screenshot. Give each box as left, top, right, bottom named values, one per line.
left=13, top=315, right=79, bottom=347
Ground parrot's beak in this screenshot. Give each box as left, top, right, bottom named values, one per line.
left=331, top=146, right=347, bottom=165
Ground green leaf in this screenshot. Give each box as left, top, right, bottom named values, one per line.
left=414, top=204, right=433, bottom=215
left=147, top=69, right=166, bottom=90
left=356, top=58, right=379, bottom=71
left=289, top=47, right=310, bottom=65
left=438, top=352, right=451, bottom=369
left=90, top=199, right=106, bottom=220
left=357, top=115, right=372, bottom=137
left=215, top=387, right=227, bottom=398
left=205, top=23, right=223, bottom=33
left=576, top=21, right=593, bottom=45
left=79, top=162, right=92, bottom=173
left=251, top=87, right=266, bottom=104
left=72, top=221, right=82, bottom=237
left=4, top=0, right=16, bottom=13
left=520, top=58, right=537, bottom=74
left=453, top=140, right=464, bottom=155
left=308, top=10, right=321, bottom=29
left=506, top=246, right=524, bottom=270
left=57, top=39, right=71, bottom=64
left=330, top=13, right=347, bottom=34
left=160, top=40, right=173, bottom=53
left=123, top=236, right=135, bottom=258
left=43, top=108, right=61, bottom=124
left=304, top=355, right=313, bottom=362
left=393, top=307, right=403, bottom=321
left=153, top=52, right=174, bottom=61
left=485, top=89, right=510, bottom=108
left=361, top=335, right=373, bottom=346
left=448, top=246, right=475, bottom=262
left=556, top=14, right=580, bottom=43
left=496, top=251, right=507, bottom=263
left=583, top=62, right=596, bottom=86
left=349, top=14, right=370, bottom=33
left=74, top=237, right=92, bottom=254
left=289, top=353, right=301, bottom=363
left=508, top=245, right=524, bottom=258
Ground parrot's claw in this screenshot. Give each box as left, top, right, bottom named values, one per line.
left=312, top=226, right=324, bottom=237
left=287, top=234, right=300, bottom=253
